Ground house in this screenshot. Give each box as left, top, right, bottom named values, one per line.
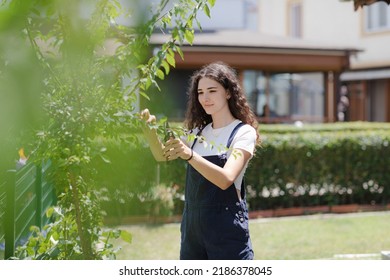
left=340, top=0, right=390, bottom=122
left=146, top=0, right=390, bottom=123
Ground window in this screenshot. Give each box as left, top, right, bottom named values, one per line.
left=243, top=71, right=267, bottom=116
left=243, top=71, right=324, bottom=123
left=289, top=2, right=302, bottom=38
left=365, top=2, right=390, bottom=32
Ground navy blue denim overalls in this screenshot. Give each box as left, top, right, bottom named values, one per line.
left=180, top=122, right=254, bottom=260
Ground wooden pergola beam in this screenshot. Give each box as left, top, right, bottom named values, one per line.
left=173, top=47, right=351, bottom=73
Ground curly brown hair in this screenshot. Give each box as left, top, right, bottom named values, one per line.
left=184, top=61, right=260, bottom=144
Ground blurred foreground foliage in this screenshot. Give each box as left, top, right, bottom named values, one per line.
left=0, top=0, right=216, bottom=259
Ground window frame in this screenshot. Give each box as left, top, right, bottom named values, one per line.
left=289, top=1, right=303, bottom=38
left=364, top=2, right=390, bottom=33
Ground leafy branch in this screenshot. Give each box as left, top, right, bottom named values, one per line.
left=3, top=0, right=216, bottom=260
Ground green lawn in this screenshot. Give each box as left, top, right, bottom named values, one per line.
left=113, top=211, right=390, bottom=260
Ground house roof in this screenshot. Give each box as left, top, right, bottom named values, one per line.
left=341, top=67, right=390, bottom=81
left=151, top=30, right=361, bottom=72
left=152, top=29, right=359, bottom=53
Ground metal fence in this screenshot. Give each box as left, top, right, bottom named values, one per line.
left=0, top=161, right=56, bottom=259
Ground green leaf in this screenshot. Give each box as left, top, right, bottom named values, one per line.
left=27, top=247, right=35, bottom=256
left=184, top=29, right=194, bottom=45
left=161, top=60, right=170, bottom=75
left=208, top=0, right=216, bottom=7
left=152, top=79, right=161, bottom=91
left=46, top=207, right=54, bottom=218
left=120, top=230, right=132, bottom=243
left=186, top=16, right=193, bottom=29
left=167, top=47, right=175, bottom=58
left=175, top=46, right=185, bottom=60
left=204, top=4, right=211, bottom=18
left=162, top=15, right=172, bottom=26
left=146, top=76, right=152, bottom=90
left=139, top=90, right=150, bottom=100
left=166, top=53, right=176, bottom=68
left=156, top=68, right=165, bottom=80
left=172, top=27, right=180, bottom=41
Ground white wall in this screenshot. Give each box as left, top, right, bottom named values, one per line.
left=353, top=33, right=390, bottom=68
left=303, top=0, right=360, bottom=46
left=257, top=0, right=390, bottom=69
left=258, top=0, right=287, bottom=36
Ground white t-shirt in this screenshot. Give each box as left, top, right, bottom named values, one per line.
left=182, top=119, right=256, bottom=191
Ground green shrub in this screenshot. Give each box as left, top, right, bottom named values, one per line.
left=96, top=122, right=390, bottom=218
left=246, top=129, right=390, bottom=210
left=257, top=121, right=390, bottom=134
left=162, top=122, right=390, bottom=211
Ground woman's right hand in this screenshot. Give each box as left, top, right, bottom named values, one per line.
left=140, top=108, right=156, bottom=125
left=139, top=108, right=166, bottom=161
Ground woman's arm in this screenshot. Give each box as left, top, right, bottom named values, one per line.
left=189, top=148, right=250, bottom=190
left=163, top=138, right=251, bottom=190
left=140, top=109, right=166, bottom=162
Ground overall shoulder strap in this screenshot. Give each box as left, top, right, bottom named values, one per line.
left=226, top=122, right=244, bottom=149
left=227, top=122, right=247, bottom=199
left=190, top=126, right=205, bottom=149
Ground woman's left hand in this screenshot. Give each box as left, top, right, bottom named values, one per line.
left=163, top=138, right=192, bottom=161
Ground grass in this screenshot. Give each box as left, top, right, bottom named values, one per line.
left=112, top=211, right=390, bottom=260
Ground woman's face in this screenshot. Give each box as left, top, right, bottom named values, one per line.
left=197, top=77, right=230, bottom=117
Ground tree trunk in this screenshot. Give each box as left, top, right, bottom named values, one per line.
left=69, top=172, right=94, bottom=259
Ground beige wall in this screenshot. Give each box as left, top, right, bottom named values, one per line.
left=257, top=0, right=390, bottom=70
left=303, top=0, right=360, bottom=44
left=258, top=0, right=287, bottom=36
left=354, top=35, right=390, bottom=68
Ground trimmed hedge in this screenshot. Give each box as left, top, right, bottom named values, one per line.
left=246, top=129, right=390, bottom=210
left=257, top=121, right=390, bottom=134
left=160, top=122, right=390, bottom=211
left=95, top=122, right=390, bottom=218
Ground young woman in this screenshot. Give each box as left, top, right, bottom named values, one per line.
left=141, top=61, right=259, bottom=260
